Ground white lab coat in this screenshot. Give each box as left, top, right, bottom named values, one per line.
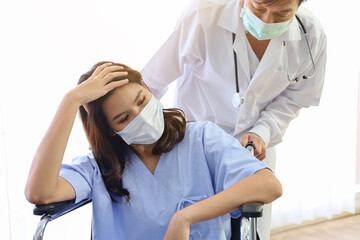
left=141, top=0, right=327, bottom=148
left=141, top=1, right=326, bottom=239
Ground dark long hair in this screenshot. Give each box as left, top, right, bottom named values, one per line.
left=78, top=61, right=186, bottom=201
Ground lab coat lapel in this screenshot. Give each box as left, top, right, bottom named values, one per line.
left=233, top=31, right=251, bottom=81
left=218, top=0, right=250, bottom=81
left=250, top=39, right=283, bottom=87
left=249, top=17, right=302, bottom=89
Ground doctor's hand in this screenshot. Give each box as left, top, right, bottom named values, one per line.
left=164, top=211, right=190, bottom=240
left=240, top=133, right=266, bottom=160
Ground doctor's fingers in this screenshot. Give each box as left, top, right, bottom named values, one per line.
left=240, top=135, right=250, bottom=147
left=254, top=147, right=266, bottom=161
left=251, top=138, right=266, bottom=160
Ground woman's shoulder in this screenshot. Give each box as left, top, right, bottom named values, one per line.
left=185, top=121, right=224, bottom=136
left=71, top=152, right=95, bottom=163
left=186, top=120, right=216, bottom=128
left=64, top=152, right=99, bottom=172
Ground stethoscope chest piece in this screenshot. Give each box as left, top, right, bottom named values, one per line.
left=232, top=92, right=245, bottom=108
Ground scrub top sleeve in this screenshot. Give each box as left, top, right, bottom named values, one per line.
left=141, top=13, right=205, bottom=99
left=202, top=122, right=268, bottom=193
left=59, top=155, right=95, bottom=203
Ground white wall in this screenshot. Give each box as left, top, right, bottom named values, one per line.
left=272, top=0, right=359, bottom=228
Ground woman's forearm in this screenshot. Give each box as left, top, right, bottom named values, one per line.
left=177, top=169, right=282, bottom=226
left=25, top=90, right=81, bottom=204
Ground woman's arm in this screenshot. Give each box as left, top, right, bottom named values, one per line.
left=164, top=168, right=282, bottom=239
left=25, top=91, right=83, bottom=204
left=25, top=63, right=128, bottom=204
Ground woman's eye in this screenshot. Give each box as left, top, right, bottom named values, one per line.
left=138, top=96, right=145, bottom=106
left=119, top=115, right=129, bottom=123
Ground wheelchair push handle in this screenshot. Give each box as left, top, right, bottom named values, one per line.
left=245, top=142, right=255, bottom=155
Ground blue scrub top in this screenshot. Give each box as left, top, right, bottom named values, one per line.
left=60, top=121, right=268, bottom=240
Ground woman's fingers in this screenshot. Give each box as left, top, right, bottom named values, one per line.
left=87, top=65, right=128, bottom=91
left=77, top=62, right=130, bottom=105
left=102, top=70, right=128, bottom=84
left=105, top=79, right=129, bottom=92
left=97, top=65, right=125, bottom=80
left=92, top=62, right=113, bottom=77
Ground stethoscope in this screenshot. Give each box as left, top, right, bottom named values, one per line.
left=232, top=15, right=316, bottom=108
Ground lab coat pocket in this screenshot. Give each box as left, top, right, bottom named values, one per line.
left=259, top=70, right=292, bottom=106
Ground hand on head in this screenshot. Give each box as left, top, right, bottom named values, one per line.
left=76, top=62, right=129, bottom=110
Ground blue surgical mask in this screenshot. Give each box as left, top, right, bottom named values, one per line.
left=240, top=5, right=293, bottom=40
left=116, top=95, right=164, bottom=145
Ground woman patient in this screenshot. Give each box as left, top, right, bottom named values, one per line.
left=25, top=62, right=282, bottom=239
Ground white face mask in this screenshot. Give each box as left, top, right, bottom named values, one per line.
left=116, top=95, right=165, bottom=145
left=240, top=5, right=293, bottom=40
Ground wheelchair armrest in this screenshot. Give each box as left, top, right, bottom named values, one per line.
left=33, top=198, right=92, bottom=221
left=241, top=202, right=263, bottom=218
left=33, top=199, right=92, bottom=240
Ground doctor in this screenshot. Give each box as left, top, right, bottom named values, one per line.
left=141, top=0, right=326, bottom=239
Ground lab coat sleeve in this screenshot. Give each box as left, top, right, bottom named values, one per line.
left=201, top=122, right=268, bottom=202
left=250, top=31, right=327, bottom=148
left=141, top=13, right=205, bottom=99
left=59, top=155, right=96, bottom=203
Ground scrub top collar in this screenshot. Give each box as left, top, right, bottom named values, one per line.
left=218, top=0, right=302, bottom=42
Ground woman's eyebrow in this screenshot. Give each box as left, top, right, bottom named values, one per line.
left=112, top=112, right=125, bottom=122
left=133, top=90, right=143, bottom=103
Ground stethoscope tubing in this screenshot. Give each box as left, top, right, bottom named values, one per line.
left=232, top=15, right=316, bottom=107
left=290, top=15, right=316, bottom=82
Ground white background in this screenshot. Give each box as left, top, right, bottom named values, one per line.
left=0, top=0, right=359, bottom=239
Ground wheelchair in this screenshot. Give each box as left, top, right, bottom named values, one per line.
left=33, top=200, right=262, bottom=240
left=33, top=144, right=263, bottom=240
